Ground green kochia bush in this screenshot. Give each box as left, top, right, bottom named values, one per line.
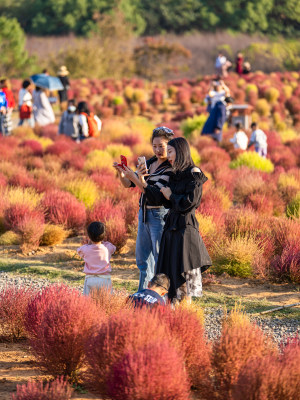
left=230, top=152, right=274, bottom=173
left=181, top=114, right=207, bottom=140
left=286, top=192, right=300, bottom=219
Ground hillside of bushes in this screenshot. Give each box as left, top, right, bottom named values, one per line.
left=0, top=71, right=299, bottom=284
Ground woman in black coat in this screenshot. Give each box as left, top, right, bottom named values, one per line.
left=140, top=137, right=212, bottom=302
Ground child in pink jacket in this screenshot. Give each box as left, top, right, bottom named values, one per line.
left=77, top=221, right=116, bottom=296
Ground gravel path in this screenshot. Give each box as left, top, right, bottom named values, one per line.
left=1, top=272, right=299, bottom=345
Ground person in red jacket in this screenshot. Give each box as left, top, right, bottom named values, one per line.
left=235, top=53, right=244, bottom=75
left=0, top=78, right=15, bottom=136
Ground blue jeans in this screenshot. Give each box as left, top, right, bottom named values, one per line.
left=18, top=117, right=35, bottom=128
left=136, top=208, right=167, bottom=291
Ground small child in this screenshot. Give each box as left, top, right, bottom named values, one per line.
left=77, top=221, right=116, bottom=296
left=229, top=122, right=248, bottom=150
left=248, top=122, right=267, bottom=158
left=128, top=273, right=170, bottom=309
left=58, top=99, right=79, bottom=141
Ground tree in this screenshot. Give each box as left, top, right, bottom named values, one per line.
left=0, top=16, right=32, bottom=77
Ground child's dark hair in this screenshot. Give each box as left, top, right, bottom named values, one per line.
left=235, top=122, right=242, bottom=130
left=77, top=101, right=90, bottom=116
left=152, top=126, right=174, bottom=143
left=22, top=79, right=31, bottom=89
left=149, top=273, right=170, bottom=291
left=87, top=221, right=105, bottom=243
left=251, top=122, right=257, bottom=129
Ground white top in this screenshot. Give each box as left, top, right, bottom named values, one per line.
left=78, top=114, right=102, bottom=137
left=230, top=130, right=249, bottom=150
left=206, top=90, right=226, bottom=108
left=215, top=55, right=227, bottom=68
left=18, top=88, right=32, bottom=107
left=32, top=90, right=55, bottom=126
left=249, top=129, right=267, bottom=149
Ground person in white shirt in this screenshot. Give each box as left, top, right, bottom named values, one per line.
left=18, top=79, right=34, bottom=127
left=248, top=122, right=267, bottom=158
left=230, top=122, right=248, bottom=150
left=215, top=52, right=232, bottom=77
left=77, top=101, right=102, bottom=141
left=205, top=79, right=230, bottom=113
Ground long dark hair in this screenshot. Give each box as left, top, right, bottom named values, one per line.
left=168, top=137, right=194, bottom=172
left=77, top=101, right=90, bottom=116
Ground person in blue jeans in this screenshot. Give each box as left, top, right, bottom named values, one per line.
left=113, top=126, right=174, bottom=290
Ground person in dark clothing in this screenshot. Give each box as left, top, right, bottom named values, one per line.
left=57, top=65, right=70, bottom=111
left=113, top=127, right=174, bottom=292
left=128, top=273, right=170, bottom=308
left=202, top=96, right=234, bottom=142
left=140, top=137, right=212, bottom=303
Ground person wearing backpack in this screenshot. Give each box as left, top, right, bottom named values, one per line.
left=18, top=79, right=35, bottom=127
left=0, top=78, right=15, bottom=136
left=77, top=101, right=101, bottom=141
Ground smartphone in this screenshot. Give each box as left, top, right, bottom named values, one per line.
left=138, top=156, right=148, bottom=173
left=117, top=155, right=127, bottom=170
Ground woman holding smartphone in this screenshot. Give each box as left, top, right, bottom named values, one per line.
left=113, top=127, right=174, bottom=291
left=140, top=137, right=212, bottom=303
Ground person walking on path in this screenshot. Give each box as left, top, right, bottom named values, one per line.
left=202, top=96, right=233, bottom=142
left=0, top=78, right=15, bottom=136
left=248, top=122, right=268, bottom=157
left=139, top=137, right=212, bottom=303
left=113, top=127, right=174, bottom=291
left=57, top=65, right=70, bottom=112
left=229, top=122, right=248, bottom=150
left=32, top=86, right=55, bottom=126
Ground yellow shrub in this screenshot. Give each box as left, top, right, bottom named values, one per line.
left=133, top=143, right=154, bottom=159
left=291, top=72, right=299, bottom=79
left=230, top=151, right=274, bottom=173
left=237, top=78, right=246, bottom=88
left=0, top=231, right=21, bottom=245
left=12, top=126, right=36, bottom=139
left=84, top=150, right=114, bottom=172
left=132, top=89, right=148, bottom=103
left=195, top=213, right=216, bottom=237
left=265, top=87, right=279, bottom=105
left=255, top=99, right=271, bottom=117
left=101, top=119, right=131, bottom=142
left=0, top=161, right=22, bottom=178
left=129, top=117, right=155, bottom=142
left=40, top=224, right=69, bottom=246
left=178, top=299, right=205, bottom=325
left=279, top=129, right=298, bottom=143
left=124, top=86, right=134, bottom=101
left=283, top=85, right=293, bottom=99
left=35, top=137, right=54, bottom=150
left=106, top=144, right=133, bottom=160
left=278, top=173, right=300, bottom=190
left=64, top=178, right=99, bottom=208
left=2, top=187, right=42, bottom=209
left=222, top=303, right=251, bottom=329
left=258, top=120, right=270, bottom=131
left=212, top=235, right=261, bottom=277
left=246, top=84, right=258, bottom=94
left=190, top=146, right=201, bottom=165
left=251, top=111, right=260, bottom=123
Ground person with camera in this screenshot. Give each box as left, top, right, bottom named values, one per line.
left=113, top=127, right=174, bottom=291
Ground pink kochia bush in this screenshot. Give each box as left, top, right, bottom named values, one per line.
left=26, top=284, right=103, bottom=379
left=85, top=308, right=169, bottom=395
left=12, top=377, right=73, bottom=400
left=0, top=285, right=35, bottom=341
left=233, top=339, right=300, bottom=400
left=107, top=341, right=190, bottom=400
left=42, top=190, right=86, bottom=233
left=159, top=306, right=212, bottom=393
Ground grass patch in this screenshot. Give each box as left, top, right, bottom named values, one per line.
left=195, top=292, right=300, bottom=319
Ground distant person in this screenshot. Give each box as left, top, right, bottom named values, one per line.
left=18, top=79, right=34, bottom=127
left=42, top=69, right=49, bottom=75
left=58, top=99, right=79, bottom=141
left=248, top=122, right=267, bottom=157
left=235, top=53, right=244, bottom=75
left=202, top=96, right=234, bottom=142
left=77, top=221, right=116, bottom=296
left=215, top=52, right=232, bottom=78
left=229, top=123, right=248, bottom=150
left=243, top=61, right=251, bottom=74
left=0, top=78, right=15, bottom=136
left=128, top=273, right=170, bottom=309
left=77, top=101, right=102, bottom=140
left=205, top=79, right=230, bottom=113
left=0, top=87, right=8, bottom=136
left=32, top=86, right=55, bottom=126
left=57, top=65, right=70, bottom=112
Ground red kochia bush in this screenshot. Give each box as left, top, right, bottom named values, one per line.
left=0, top=285, right=35, bottom=341
left=270, top=243, right=300, bottom=283
left=233, top=340, right=300, bottom=400
left=12, top=377, right=73, bottom=400
left=107, top=341, right=190, bottom=400
left=210, top=323, right=276, bottom=400
left=28, top=285, right=103, bottom=379
left=159, top=307, right=212, bottom=394
left=0, top=172, right=7, bottom=188
left=85, top=308, right=169, bottom=395
left=42, top=190, right=86, bottom=233
left=21, top=140, right=43, bottom=156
